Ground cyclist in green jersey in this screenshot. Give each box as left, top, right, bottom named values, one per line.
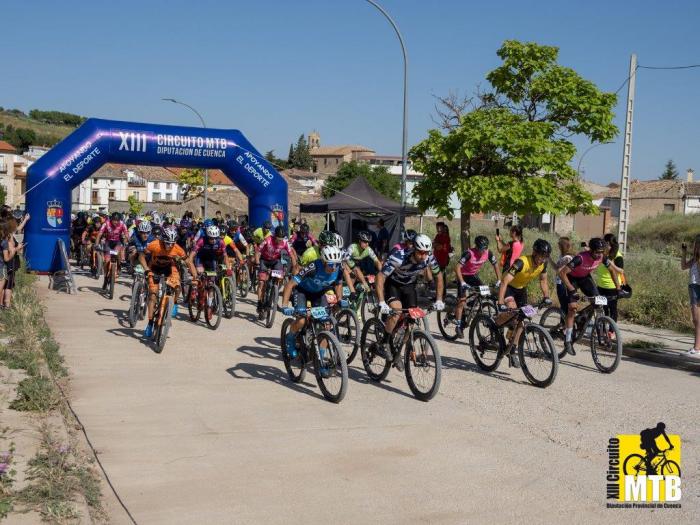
left=345, top=231, right=381, bottom=289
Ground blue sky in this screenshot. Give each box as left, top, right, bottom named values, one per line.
left=2, top=0, right=699, bottom=184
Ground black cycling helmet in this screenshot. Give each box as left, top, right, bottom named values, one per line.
left=274, top=225, right=286, bottom=239
left=533, top=239, right=552, bottom=255
left=589, top=237, right=606, bottom=252
left=318, top=230, right=335, bottom=246
left=403, top=229, right=418, bottom=242
left=358, top=230, right=372, bottom=243
left=110, top=212, right=121, bottom=222
left=263, top=220, right=273, bottom=230
left=299, top=223, right=310, bottom=234
left=474, top=235, right=489, bottom=251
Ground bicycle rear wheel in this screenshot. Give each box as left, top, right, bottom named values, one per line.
left=405, top=329, right=442, bottom=401
left=314, top=331, right=348, bottom=403
left=518, top=324, right=558, bottom=388
left=128, top=280, right=143, bottom=328
left=468, top=313, right=504, bottom=372
left=360, top=291, right=378, bottom=324
left=204, top=285, right=223, bottom=329
left=360, top=318, right=391, bottom=381
left=437, top=310, right=460, bottom=341
left=281, top=319, right=306, bottom=383
left=264, top=282, right=279, bottom=328
left=539, top=307, right=568, bottom=359
left=222, top=276, right=236, bottom=319
left=96, top=253, right=104, bottom=279
left=334, top=308, right=360, bottom=364
left=188, top=285, right=201, bottom=321
left=622, top=454, right=646, bottom=476
left=108, top=262, right=116, bottom=300
left=237, top=265, right=250, bottom=298
left=590, top=315, right=622, bottom=373
left=155, top=296, right=173, bottom=354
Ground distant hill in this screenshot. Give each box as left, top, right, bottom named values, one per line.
left=0, top=108, right=80, bottom=149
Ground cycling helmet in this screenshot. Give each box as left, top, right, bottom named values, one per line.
left=228, top=219, right=239, bottom=229
left=299, top=223, right=310, bottom=234
left=413, top=234, right=432, bottom=252
left=203, top=219, right=213, bottom=228
left=110, top=212, right=121, bottom=222
left=206, top=225, right=220, bottom=238
left=358, top=230, right=372, bottom=243
left=320, top=245, right=343, bottom=264
left=262, top=220, right=273, bottom=230
left=333, top=233, right=344, bottom=249
left=180, top=218, right=191, bottom=229
left=152, top=215, right=162, bottom=226
left=403, top=229, right=418, bottom=242
left=318, top=230, right=335, bottom=246
left=274, top=225, right=286, bottom=239
left=533, top=239, right=552, bottom=255
left=162, top=228, right=178, bottom=244
left=589, top=237, right=606, bottom=252
left=474, top=235, right=489, bottom=251
left=137, top=221, right=152, bottom=233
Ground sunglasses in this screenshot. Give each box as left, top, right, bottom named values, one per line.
left=326, top=262, right=340, bottom=269
left=415, top=250, right=430, bottom=256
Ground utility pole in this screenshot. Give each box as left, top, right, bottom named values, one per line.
left=617, top=54, right=636, bottom=255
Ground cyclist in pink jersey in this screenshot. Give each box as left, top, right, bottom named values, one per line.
left=453, top=236, right=501, bottom=338
left=94, top=212, right=129, bottom=290
left=254, top=226, right=298, bottom=313
left=559, top=237, right=622, bottom=355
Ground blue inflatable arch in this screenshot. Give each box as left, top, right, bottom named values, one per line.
left=24, top=118, right=288, bottom=272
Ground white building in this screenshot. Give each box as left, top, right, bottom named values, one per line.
left=385, top=164, right=461, bottom=216
left=0, top=140, right=34, bottom=208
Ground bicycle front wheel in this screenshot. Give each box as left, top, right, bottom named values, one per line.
left=622, top=454, right=647, bottom=476
left=204, top=285, right=223, bottom=329
left=314, top=331, right=348, bottom=403
left=468, top=313, right=504, bottom=372
left=334, top=308, right=360, bottom=364
left=108, top=263, right=116, bottom=300
left=222, top=276, right=236, bottom=319
left=237, top=265, right=250, bottom=298
left=518, top=324, right=558, bottom=388
left=539, top=307, right=568, bottom=359
left=405, top=329, right=442, bottom=401
left=360, top=318, right=391, bottom=382
left=128, top=280, right=143, bottom=328
left=188, top=286, right=201, bottom=322
left=437, top=309, right=460, bottom=341
left=264, top=282, right=279, bottom=328
left=155, top=296, right=173, bottom=354
left=590, top=315, right=622, bottom=373
left=281, top=319, right=306, bottom=383
left=662, top=460, right=681, bottom=477
left=360, top=292, right=378, bottom=324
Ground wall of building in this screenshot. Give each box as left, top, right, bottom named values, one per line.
left=147, top=181, right=180, bottom=202
left=601, top=197, right=684, bottom=224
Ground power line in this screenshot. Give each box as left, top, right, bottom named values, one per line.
left=638, top=63, right=700, bottom=70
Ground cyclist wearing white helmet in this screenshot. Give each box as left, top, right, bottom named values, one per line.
left=375, top=233, right=445, bottom=359
left=127, top=220, right=155, bottom=270
left=188, top=224, right=231, bottom=276
left=280, top=245, right=356, bottom=358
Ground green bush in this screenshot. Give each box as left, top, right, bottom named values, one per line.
left=628, top=214, right=700, bottom=255
left=9, top=377, right=60, bottom=412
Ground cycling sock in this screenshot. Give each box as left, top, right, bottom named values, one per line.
left=565, top=328, right=573, bottom=342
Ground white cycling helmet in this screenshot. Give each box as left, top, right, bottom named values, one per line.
left=152, top=214, right=162, bottom=226
left=414, top=234, right=432, bottom=252
left=162, top=228, right=178, bottom=244
left=206, top=225, right=220, bottom=238
left=333, top=233, right=344, bottom=249
left=137, top=221, right=152, bottom=233
left=321, top=245, right=343, bottom=264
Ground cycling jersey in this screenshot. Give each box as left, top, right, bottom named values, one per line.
left=145, top=240, right=186, bottom=270
left=192, top=237, right=226, bottom=262
left=258, top=236, right=291, bottom=261
left=72, top=219, right=88, bottom=236
left=129, top=232, right=155, bottom=254
left=290, top=233, right=316, bottom=257
left=459, top=248, right=497, bottom=276
left=300, top=245, right=321, bottom=266
left=99, top=221, right=128, bottom=242
left=293, top=259, right=341, bottom=294
left=83, top=225, right=99, bottom=242
left=567, top=251, right=609, bottom=279
left=508, top=255, right=547, bottom=289
left=382, top=248, right=440, bottom=286
left=596, top=250, right=622, bottom=289
left=345, top=243, right=379, bottom=269
left=224, top=232, right=247, bottom=257
left=252, top=227, right=272, bottom=245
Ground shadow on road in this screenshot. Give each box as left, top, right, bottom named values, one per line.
left=237, top=336, right=280, bottom=361
left=440, top=355, right=529, bottom=386
left=226, top=363, right=324, bottom=401
left=95, top=307, right=130, bottom=328
left=347, top=366, right=414, bottom=399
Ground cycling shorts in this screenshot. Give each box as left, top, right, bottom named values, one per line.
left=569, top=275, right=598, bottom=300
left=103, top=240, right=123, bottom=261
left=505, top=285, right=528, bottom=308
left=293, top=290, right=330, bottom=310
left=259, top=259, right=284, bottom=275
left=457, top=275, right=483, bottom=298
left=384, top=278, right=417, bottom=308
left=148, top=264, right=180, bottom=294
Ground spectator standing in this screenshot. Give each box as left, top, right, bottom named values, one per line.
left=433, top=221, right=453, bottom=280
left=1, top=214, right=28, bottom=309
left=681, top=235, right=700, bottom=356
left=496, top=224, right=523, bottom=273
left=376, top=219, right=389, bottom=256
left=596, top=234, right=625, bottom=321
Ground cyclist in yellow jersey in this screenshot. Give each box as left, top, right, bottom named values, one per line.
left=252, top=221, right=273, bottom=245
left=498, top=239, right=552, bottom=308
left=298, top=230, right=337, bottom=268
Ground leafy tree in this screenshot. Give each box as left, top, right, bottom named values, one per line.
left=410, top=40, right=617, bottom=249
left=322, top=161, right=399, bottom=200
left=176, top=168, right=207, bottom=199
left=290, top=134, right=313, bottom=170
left=0, top=185, right=7, bottom=206
left=28, top=109, right=85, bottom=127
left=287, top=144, right=295, bottom=164
left=3, top=125, right=37, bottom=152
left=660, top=159, right=679, bottom=180
left=127, top=194, right=144, bottom=215
left=264, top=149, right=287, bottom=169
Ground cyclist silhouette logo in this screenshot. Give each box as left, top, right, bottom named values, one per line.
left=608, top=422, right=682, bottom=506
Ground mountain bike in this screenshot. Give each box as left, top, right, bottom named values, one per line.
left=437, top=284, right=497, bottom=341
left=91, top=242, right=104, bottom=279
left=234, top=257, right=250, bottom=299
left=469, top=303, right=558, bottom=388
left=188, top=270, right=223, bottom=329
left=103, top=247, right=121, bottom=300
left=360, top=307, right=441, bottom=401
left=217, top=264, right=236, bottom=319
left=258, top=267, right=284, bottom=328
left=148, top=273, right=176, bottom=353
left=128, top=264, right=148, bottom=328
left=332, top=287, right=360, bottom=364
left=357, top=274, right=379, bottom=324
left=280, top=305, right=348, bottom=403
left=539, top=295, right=623, bottom=373
left=623, top=448, right=681, bottom=478
left=78, top=242, right=89, bottom=270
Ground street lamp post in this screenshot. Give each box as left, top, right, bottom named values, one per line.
left=365, top=0, right=408, bottom=210
left=577, top=141, right=614, bottom=177
left=162, top=98, right=209, bottom=218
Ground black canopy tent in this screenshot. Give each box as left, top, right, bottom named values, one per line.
left=299, top=176, right=419, bottom=252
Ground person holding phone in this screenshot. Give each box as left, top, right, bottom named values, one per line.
left=496, top=224, right=523, bottom=273
left=1, top=214, right=28, bottom=308
left=681, top=236, right=700, bottom=356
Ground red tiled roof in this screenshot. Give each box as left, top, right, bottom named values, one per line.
left=0, top=140, right=17, bottom=154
